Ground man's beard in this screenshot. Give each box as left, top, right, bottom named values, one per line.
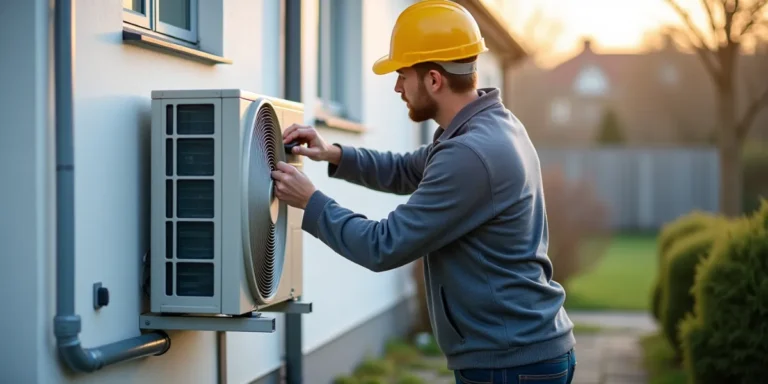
left=403, top=83, right=438, bottom=123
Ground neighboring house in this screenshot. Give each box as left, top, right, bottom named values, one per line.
left=508, top=37, right=768, bottom=146
left=1, top=1, right=524, bottom=383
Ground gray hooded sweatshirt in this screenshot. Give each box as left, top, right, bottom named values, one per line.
left=301, top=87, right=575, bottom=370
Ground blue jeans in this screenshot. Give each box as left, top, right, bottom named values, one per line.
left=454, top=349, right=576, bottom=384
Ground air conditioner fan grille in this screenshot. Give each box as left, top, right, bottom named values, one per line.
left=243, top=102, right=287, bottom=304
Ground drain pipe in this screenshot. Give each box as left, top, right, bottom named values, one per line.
left=284, top=1, right=303, bottom=383
left=52, top=0, right=170, bottom=373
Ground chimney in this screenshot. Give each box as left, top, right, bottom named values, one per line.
left=661, top=33, right=675, bottom=50
left=582, top=38, right=593, bottom=53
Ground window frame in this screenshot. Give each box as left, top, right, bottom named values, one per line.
left=316, top=0, right=363, bottom=124
left=317, top=0, right=345, bottom=118
left=123, top=0, right=198, bottom=45
left=123, top=0, right=151, bottom=29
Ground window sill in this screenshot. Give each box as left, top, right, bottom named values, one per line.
left=314, top=107, right=367, bottom=134
left=122, top=26, right=232, bottom=65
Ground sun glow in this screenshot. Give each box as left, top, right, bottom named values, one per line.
left=493, top=0, right=716, bottom=67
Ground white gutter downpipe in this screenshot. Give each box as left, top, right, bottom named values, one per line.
left=52, top=0, right=171, bottom=373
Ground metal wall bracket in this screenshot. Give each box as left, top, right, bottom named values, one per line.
left=138, top=301, right=311, bottom=333
left=139, top=312, right=276, bottom=333
left=260, top=300, right=312, bottom=314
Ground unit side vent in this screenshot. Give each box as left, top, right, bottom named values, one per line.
left=166, top=104, right=216, bottom=298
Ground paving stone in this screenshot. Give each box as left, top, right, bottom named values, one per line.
left=572, top=368, right=602, bottom=384
left=603, top=373, right=648, bottom=384
left=568, top=311, right=658, bottom=334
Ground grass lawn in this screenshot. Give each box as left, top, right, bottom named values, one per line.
left=639, top=332, right=688, bottom=384
left=564, top=233, right=658, bottom=312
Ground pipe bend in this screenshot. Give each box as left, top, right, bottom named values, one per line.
left=58, top=340, right=102, bottom=373
left=56, top=331, right=172, bottom=373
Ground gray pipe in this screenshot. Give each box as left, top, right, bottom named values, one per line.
left=52, top=0, right=170, bottom=373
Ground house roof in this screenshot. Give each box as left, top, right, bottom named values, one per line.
left=452, top=0, right=528, bottom=67
left=546, top=39, right=645, bottom=88
left=542, top=38, right=716, bottom=92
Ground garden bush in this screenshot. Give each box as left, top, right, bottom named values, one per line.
left=651, top=211, right=720, bottom=321
left=658, top=227, right=721, bottom=356
left=411, top=167, right=611, bottom=335
left=540, top=167, right=612, bottom=288
left=678, top=206, right=768, bottom=382
left=657, top=211, right=719, bottom=258
left=752, top=198, right=768, bottom=230
left=742, top=142, right=768, bottom=215
left=411, top=259, right=431, bottom=336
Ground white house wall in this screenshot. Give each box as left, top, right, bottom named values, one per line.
left=478, top=51, right=505, bottom=90
left=1, top=0, right=420, bottom=383
left=299, top=0, right=420, bottom=356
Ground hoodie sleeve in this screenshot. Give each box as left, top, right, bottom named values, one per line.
left=302, top=141, right=495, bottom=272
left=327, top=143, right=431, bottom=195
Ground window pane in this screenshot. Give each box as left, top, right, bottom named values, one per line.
left=159, top=0, right=191, bottom=30
left=123, top=0, right=144, bottom=14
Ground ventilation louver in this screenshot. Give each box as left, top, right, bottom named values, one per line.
left=242, top=102, right=287, bottom=304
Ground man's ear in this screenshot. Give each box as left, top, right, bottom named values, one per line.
left=428, top=70, right=442, bottom=91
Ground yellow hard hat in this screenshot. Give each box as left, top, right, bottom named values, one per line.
left=372, top=0, right=488, bottom=75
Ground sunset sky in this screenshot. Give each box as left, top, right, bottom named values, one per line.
left=495, top=0, right=711, bottom=67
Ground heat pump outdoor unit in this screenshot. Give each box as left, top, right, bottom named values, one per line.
left=141, top=89, right=310, bottom=333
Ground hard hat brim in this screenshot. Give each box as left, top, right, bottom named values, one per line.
left=372, top=55, right=405, bottom=75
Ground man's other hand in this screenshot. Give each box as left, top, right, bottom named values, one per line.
left=271, top=161, right=317, bottom=210
left=282, top=124, right=341, bottom=164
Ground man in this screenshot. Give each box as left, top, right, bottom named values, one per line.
left=270, top=1, right=576, bottom=383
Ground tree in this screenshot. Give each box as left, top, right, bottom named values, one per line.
left=662, top=0, right=768, bottom=216
left=496, top=0, right=564, bottom=65
left=595, top=108, right=625, bottom=144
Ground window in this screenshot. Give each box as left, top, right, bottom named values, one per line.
left=316, top=0, right=362, bottom=122
left=573, top=64, right=609, bottom=97
left=123, top=0, right=198, bottom=44
left=550, top=98, right=572, bottom=125
left=659, top=63, right=679, bottom=86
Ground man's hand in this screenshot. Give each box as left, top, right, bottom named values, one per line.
left=283, top=124, right=341, bottom=164
left=271, top=161, right=317, bottom=210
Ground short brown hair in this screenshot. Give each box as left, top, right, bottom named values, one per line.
left=412, top=56, right=478, bottom=93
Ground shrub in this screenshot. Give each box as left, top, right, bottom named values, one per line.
left=658, top=227, right=720, bottom=356
left=411, top=167, right=611, bottom=337
left=413, top=333, right=441, bottom=357
left=752, top=198, right=768, bottom=229
left=384, top=338, right=419, bottom=362
left=358, top=378, right=387, bottom=384
left=651, top=211, right=720, bottom=320
left=540, top=167, right=612, bottom=288
left=679, top=212, right=768, bottom=382
left=595, top=108, right=625, bottom=145
left=353, top=358, right=393, bottom=378
left=333, top=376, right=358, bottom=384
left=657, top=211, right=719, bottom=258
left=411, top=259, right=432, bottom=336
left=742, top=142, right=768, bottom=215
left=396, top=373, right=427, bottom=384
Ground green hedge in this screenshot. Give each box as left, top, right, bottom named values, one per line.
left=742, top=143, right=768, bottom=215
left=651, top=211, right=720, bottom=321
left=679, top=200, right=768, bottom=382
left=659, top=227, right=720, bottom=357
